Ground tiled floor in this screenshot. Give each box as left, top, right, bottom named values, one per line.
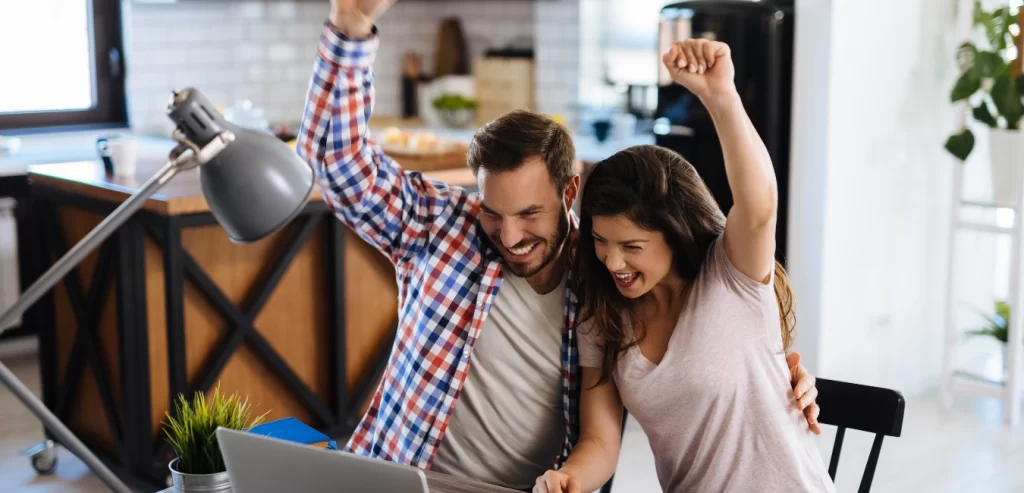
left=0, top=353, right=109, bottom=492
left=1, top=351, right=1023, bottom=492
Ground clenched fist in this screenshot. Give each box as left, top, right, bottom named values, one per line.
left=662, top=38, right=736, bottom=103
left=533, top=469, right=581, bottom=493
left=329, top=0, right=395, bottom=38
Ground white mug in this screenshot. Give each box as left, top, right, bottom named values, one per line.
left=96, top=136, right=139, bottom=178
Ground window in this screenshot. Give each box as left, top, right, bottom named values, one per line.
left=604, top=0, right=667, bottom=86
left=0, top=0, right=127, bottom=131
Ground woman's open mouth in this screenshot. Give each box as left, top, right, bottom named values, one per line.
left=613, top=272, right=640, bottom=288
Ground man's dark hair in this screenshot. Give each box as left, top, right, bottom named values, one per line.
left=467, top=110, right=577, bottom=193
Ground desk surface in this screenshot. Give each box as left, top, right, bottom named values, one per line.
left=155, top=468, right=523, bottom=493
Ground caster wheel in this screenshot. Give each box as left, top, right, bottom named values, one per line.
left=23, top=440, right=57, bottom=475
left=31, top=452, right=58, bottom=475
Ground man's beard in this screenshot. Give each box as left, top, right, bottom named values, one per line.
left=501, top=210, right=571, bottom=278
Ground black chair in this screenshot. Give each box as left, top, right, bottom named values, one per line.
left=599, top=379, right=904, bottom=493
left=816, top=378, right=906, bottom=493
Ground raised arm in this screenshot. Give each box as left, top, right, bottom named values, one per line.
left=297, top=0, right=448, bottom=265
left=533, top=367, right=623, bottom=493
left=662, top=39, right=778, bottom=283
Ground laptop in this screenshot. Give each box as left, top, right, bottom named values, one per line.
left=216, top=427, right=523, bottom=493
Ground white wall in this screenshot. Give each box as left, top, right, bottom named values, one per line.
left=534, top=0, right=582, bottom=127
left=788, top=0, right=985, bottom=396
left=123, top=0, right=570, bottom=136
left=786, top=0, right=834, bottom=375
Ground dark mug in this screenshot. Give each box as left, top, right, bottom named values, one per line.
left=592, top=120, right=612, bottom=143
left=96, top=137, right=115, bottom=175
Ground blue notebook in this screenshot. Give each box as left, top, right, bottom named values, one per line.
left=246, top=417, right=339, bottom=450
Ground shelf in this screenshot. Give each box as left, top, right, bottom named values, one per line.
left=960, top=199, right=1019, bottom=211
left=951, top=370, right=1005, bottom=399
left=956, top=220, right=1015, bottom=235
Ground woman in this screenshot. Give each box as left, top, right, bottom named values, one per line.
left=532, top=39, right=836, bottom=493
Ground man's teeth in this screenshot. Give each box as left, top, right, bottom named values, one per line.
left=510, top=243, right=537, bottom=256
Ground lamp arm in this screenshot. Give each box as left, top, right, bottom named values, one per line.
left=0, top=129, right=234, bottom=493
left=0, top=129, right=232, bottom=331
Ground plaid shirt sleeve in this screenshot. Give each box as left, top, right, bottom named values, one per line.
left=297, top=22, right=454, bottom=265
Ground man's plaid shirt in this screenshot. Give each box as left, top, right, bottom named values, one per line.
left=296, top=22, right=581, bottom=471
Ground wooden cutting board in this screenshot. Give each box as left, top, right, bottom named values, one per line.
left=434, top=17, right=469, bottom=77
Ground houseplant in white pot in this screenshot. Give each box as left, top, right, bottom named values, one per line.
left=967, top=300, right=1012, bottom=370
left=945, top=2, right=1024, bottom=205
left=163, top=384, right=266, bottom=493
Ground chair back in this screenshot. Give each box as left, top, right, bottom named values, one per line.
left=816, top=378, right=905, bottom=493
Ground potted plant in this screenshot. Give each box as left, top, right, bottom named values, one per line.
left=163, top=384, right=266, bottom=493
left=945, top=1, right=1024, bottom=205
left=432, top=93, right=477, bottom=129
left=967, top=300, right=1012, bottom=369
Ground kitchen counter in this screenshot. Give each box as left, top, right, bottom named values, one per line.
left=16, top=139, right=479, bottom=489
left=367, top=116, right=655, bottom=165
left=0, top=114, right=654, bottom=181
left=25, top=147, right=475, bottom=218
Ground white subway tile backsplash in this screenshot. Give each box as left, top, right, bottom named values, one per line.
left=286, top=24, right=320, bottom=42
left=127, top=0, right=580, bottom=131
left=205, top=25, right=246, bottom=43
left=247, top=64, right=266, bottom=81
left=267, top=43, right=298, bottom=62
left=248, top=22, right=284, bottom=40
left=267, top=2, right=298, bottom=20
left=236, top=2, right=265, bottom=19
left=235, top=44, right=265, bottom=62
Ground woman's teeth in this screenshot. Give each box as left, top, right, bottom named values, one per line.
left=509, top=242, right=538, bottom=256
left=614, top=272, right=639, bottom=283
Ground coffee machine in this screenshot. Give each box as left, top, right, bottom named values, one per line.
left=654, top=0, right=794, bottom=264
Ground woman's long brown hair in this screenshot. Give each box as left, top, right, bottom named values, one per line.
left=573, top=145, right=796, bottom=385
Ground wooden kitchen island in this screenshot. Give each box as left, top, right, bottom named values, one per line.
left=20, top=141, right=477, bottom=489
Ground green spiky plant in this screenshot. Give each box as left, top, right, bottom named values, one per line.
left=163, top=384, right=267, bottom=475
left=432, top=93, right=477, bottom=111
left=967, top=300, right=1011, bottom=343
left=944, top=1, right=1024, bottom=161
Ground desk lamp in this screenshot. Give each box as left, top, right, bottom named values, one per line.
left=0, top=88, right=315, bottom=493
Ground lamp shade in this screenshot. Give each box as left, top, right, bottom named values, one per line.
left=166, top=88, right=314, bottom=243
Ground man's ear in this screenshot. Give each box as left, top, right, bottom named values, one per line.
left=564, top=174, right=581, bottom=210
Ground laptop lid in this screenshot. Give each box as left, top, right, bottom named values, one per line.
left=216, top=427, right=429, bottom=493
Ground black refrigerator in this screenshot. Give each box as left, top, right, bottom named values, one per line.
left=654, top=0, right=794, bottom=265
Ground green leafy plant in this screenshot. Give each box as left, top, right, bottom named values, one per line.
left=432, top=93, right=477, bottom=111
left=967, top=300, right=1010, bottom=344
left=163, top=384, right=267, bottom=475
left=944, top=1, right=1024, bottom=161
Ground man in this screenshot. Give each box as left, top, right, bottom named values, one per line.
left=296, top=0, right=821, bottom=490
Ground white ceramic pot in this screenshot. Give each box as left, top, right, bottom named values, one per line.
left=988, top=128, right=1023, bottom=206
left=417, top=75, right=474, bottom=128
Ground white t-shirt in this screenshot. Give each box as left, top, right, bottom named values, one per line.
left=431, top=273, right=567, bottom=489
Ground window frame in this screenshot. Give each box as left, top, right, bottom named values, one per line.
left=0, top=0, right=128, bottom=132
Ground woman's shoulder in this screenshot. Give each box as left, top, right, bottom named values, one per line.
left=576, top=317, right=605, bottom=367
left=692, top=233, right=775, bottom=311
left=576, top=316, right=636, bottom=368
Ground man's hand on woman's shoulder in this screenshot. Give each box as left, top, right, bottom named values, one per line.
left=787, top=352, right=821, bottom=435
